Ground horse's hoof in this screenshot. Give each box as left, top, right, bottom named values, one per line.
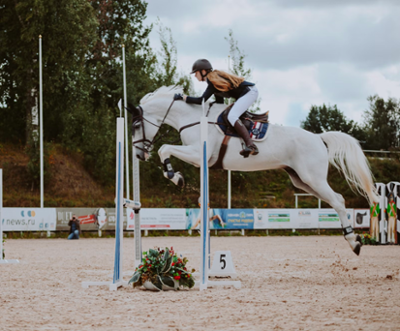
left=353, top=242, right=361, bottom=256
left=355, top=234, right=363, bottom=247
left=176, top=171, right=185, bottom=188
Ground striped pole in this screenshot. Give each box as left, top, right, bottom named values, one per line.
left=200, top=99, right=210, bottom=291
left=39, top=36, right=44, bottom=209
left=113, top=118, right=125, bottom=287
left=122, top=45, right=130, bottom=200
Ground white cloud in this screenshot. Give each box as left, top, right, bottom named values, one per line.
left=144, top=0, right=400, bottom=127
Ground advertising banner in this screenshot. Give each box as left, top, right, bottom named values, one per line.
left=187, top=209, right=254, bottom=230
left=56, top=208, right=113, bottom=231
left=294, top=209, right=320, bottom=229
left=2, top=208, right=56, bottom=231
left=140, top=208, right=187, bottom=230
left=126, top=208, right=135, bottom=230
left=318, top=209, right=353, bottom=229
left=253, top=209, right=320, bottom=229
left=211, top=209, right=254, bottom=229
left=353, top=209, right=370, bottom=228
left=254, top=209, right=292, bottom=229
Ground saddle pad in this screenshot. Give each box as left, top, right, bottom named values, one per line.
left=216, top=113, right=269, bottom=142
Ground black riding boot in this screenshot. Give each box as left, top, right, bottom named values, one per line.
left=233, top=120, right=259, bottom=157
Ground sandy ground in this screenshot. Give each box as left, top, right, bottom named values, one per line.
left=0, top=236, right=399, bottom=331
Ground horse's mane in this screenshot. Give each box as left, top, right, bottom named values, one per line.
left=140, top=85, right=183, bottom=105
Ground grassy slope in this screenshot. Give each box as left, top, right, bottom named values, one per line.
left=1, top=142, right=395, bottom=209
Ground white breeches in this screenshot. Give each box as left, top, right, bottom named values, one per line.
left=388, top=216, right=396, bottom=243
left=371, top=216, right=379, bottom=240
left=228, top=86, right=259, bottom=126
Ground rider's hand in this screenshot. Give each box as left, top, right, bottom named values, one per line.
left=174, top=93, right=184, bottom=101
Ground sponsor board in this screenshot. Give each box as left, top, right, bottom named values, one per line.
left=140, top=208, right=187, bottom=230
left=211, top=209, right=254, bottom=229
left=254, top=209, right=294, bottom=229
left=56, top=208, right=112, bottom=231
left=2, top=208, right=56, bottom=231
left=353, top=209, right=370, bottom=228
left=318, top=209, right=353, bottom=229
left=187, top=209, right=254, bottom=230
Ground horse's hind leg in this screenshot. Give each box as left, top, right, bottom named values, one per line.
left=285, top=167, right=362, bottom=255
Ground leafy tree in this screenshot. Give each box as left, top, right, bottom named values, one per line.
left=363, top=95, right=400, bottom=150
left=225, top=29, right=251, bottom=79
left=153, top=19, right=192, bottom=94
left=224, top=29, right=260, bottom=112
left=138, top=20, right=196, bottom=191
left=0, top=0, right=98, bottom=143
left=301, top=104, right=366, bottom=143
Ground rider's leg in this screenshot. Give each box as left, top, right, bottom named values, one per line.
left=228, top=86, right=259, bottom=157
left=234, top=120, right=259, bottom=156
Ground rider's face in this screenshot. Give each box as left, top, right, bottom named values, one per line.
left=194, top=71, right=202, bottom=81
left=194, top=70, right=207, bottom=82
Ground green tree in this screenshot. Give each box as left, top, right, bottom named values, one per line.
left=301, top=104, right=366, bottom=143
left=60, top=0, right=155, bottom=184
left=363, top=95, right=400, bottom=150
left=225, top=29, right=251, bottom=79
left=0, top=0, right=98, bottom=143
left=224, top=29, right=260, bottom=112
left=138, top=20, right=196, bottom=191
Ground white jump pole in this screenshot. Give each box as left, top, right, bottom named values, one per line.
left=39, top=35, right=44, bottom=210
left=82, top=118, right=125, bottom=290
left=113, top=118, right=125, bottom=288
left=198, top=101, right=241, bottom=290
left=122, top=44, right=130, bottom=200
left=0, top=169, right=19, bottom=264
left=132, top=118, right=141, bottom=267
left=227, top=55, right=232, bottom=209
left=199, top=100, right=210, bottom=291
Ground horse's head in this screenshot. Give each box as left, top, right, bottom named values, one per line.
left=128, top=86, right=184, bottom=161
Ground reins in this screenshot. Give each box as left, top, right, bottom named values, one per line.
left=131, top=99, right=176, bottom=153
left=132, top=99, right=222, bottom=152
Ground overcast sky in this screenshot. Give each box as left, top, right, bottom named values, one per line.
left=143, top=0, right=400, bottom=126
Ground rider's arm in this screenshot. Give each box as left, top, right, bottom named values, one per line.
left=185, top=83, right=215, bottom=105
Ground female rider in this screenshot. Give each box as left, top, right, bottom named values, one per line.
left=174, top=59, right=259, bottom=157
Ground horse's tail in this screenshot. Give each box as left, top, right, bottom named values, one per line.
left=319, top=132, right=379, bottom=204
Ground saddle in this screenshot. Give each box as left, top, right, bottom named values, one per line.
left=220, top=104, right=269, bottom=136
left=211, top=104, right=270, bottom=170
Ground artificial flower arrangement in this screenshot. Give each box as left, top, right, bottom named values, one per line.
left=360, top=232, right=377, bottom=245
left=128, top=247, right=195, bottom=291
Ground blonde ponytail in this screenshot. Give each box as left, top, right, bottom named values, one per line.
left=207, top=70, right=245, bottom=92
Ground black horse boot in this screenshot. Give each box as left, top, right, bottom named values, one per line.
left=233, top=120, right=259, bottom=157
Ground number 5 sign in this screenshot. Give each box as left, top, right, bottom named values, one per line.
left=209, top=251, right=238, bottom=278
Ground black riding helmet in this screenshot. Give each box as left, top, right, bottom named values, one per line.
left=191, top=59, right=213, bottom=79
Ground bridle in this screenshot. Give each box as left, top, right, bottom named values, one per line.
left=130, top=100, right=176, bottom=154
left=130, top=99, right=220, bottom=154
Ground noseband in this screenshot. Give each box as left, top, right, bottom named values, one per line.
left=131, top=100, right=176, bottom=154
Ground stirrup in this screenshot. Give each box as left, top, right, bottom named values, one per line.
left=240, top=145, right=259, bottom=158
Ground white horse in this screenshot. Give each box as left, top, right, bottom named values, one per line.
left=128, top=86, right=379, bottom=256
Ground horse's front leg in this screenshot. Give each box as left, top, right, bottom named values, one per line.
left=158, top=144, right=200, bottom=188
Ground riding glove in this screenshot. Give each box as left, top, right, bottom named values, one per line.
left=174, top=93, right=183, bottom=101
